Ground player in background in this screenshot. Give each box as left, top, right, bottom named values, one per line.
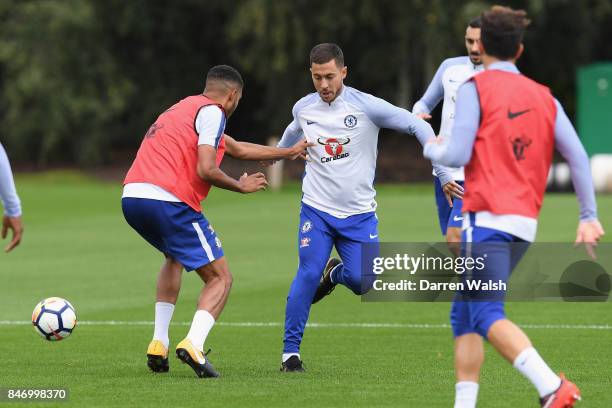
left=412, top=17, right=483, bottom=254
left=0, top=142, right=23, bottom=252
left=424, top=7, right=604, bottom=408
left=276, top=43, right=452, bottom=372
left=122, top=65, right=311, bottom=378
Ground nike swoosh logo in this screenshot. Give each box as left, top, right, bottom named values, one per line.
left=507, top=108, right=531, bottom=119
left=306, top=120, right=317, bottom=125
left=453, top=216, right=464, bottom=222
left=448, top=79, right=461, bottom=83
left=369, top=234, right=378, bottom=239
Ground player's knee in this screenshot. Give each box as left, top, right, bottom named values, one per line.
left=298, top=264, right=326, bottom=287
left=351, top=272, right=375, bottom=295
left=196, top=258, right=232, bottom=286
left=165, top=256, right=182, bottom=270
left=216, top=264, right=233, bottom=289
left=224, top=275, right=233, bottom=293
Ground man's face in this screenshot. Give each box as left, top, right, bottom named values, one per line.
left=310, top=60, right=347, bottom=103
left=465, top=26, right=482, bottom=65
left=224, top=88, right=242, bottom=118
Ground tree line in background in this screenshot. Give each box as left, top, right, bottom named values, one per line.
left=0, top=0, right=611, bottom=167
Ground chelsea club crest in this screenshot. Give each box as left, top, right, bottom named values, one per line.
left=344, top=114, right=357, bottom=128
left=301, top=220, right=313, bottom=233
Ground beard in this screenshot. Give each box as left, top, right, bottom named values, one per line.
left=469, top=53, right=482, bottom=65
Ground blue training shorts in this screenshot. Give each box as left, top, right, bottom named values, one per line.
left=122, top=198, right=223, bottom=271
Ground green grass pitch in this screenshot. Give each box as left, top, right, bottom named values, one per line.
left=1, top=172, right=611, bottom=407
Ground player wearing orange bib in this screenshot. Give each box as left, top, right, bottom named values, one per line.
left=425, top=7, right=604, bottom=408
left=122, top=65, right=311, bottom=378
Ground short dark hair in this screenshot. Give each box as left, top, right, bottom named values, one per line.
left=480, top=6, right=530, bottom=60
left=206, top=64, right=244, bottom=89
left=310, top=43, right=344, bottom=67
left=468, top=17, right=482, bottom=29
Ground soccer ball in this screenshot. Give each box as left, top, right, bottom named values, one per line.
left=31, top=297, right=77, bottom=341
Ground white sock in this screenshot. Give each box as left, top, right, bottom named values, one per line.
left=186, top=310, right=216, bottom=352
left=282, top=353, right=300, bottom=363
left=454, top=381, right=479, bottom=408
left=513, top=347, right=561, bottom=397
left=153, top=301, right=175, bottom=348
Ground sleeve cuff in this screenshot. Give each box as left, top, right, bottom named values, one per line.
left=434, top=167, right=454, bottom=185
left=412, top=101, right=430, bottom=115
left=4, top=205, right=22, bottom=217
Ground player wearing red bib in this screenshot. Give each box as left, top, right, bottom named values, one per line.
left=122, top=65, right=310, bottom=378
left=425, top=7, right=604, bottom=408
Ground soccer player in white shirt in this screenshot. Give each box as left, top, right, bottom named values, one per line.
left=0, top=142, right=23, bottom=252
left=413, top=18, right=484, bottom=253
left=276, top=43, right=455, bottom=371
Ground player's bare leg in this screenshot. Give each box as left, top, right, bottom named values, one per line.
left=486, top=319, right=531, bottom=362
left=455, top=334, right=484, bottom=381
left=454, top=334, right=483, bottom=408
left=193, top=256, right=233, bottom=318
left=147, top=256, right=183, bottom=373
left=176, top=257, right=232, bottom=378
left=446, top=226, right=462, bottom=257
left=156, top=256, right=183, bottom=304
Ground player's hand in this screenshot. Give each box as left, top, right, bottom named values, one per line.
left=575, top=219, right=605, bottom=259
left=442, top=181, right=464, bottom=207
left=2, top=215, right=23, bottom=253
left=238, top=172, right=268, bottom=193
left=416, top=112, right=432, bottom=121
left=287, top=139, right=315, bottom=161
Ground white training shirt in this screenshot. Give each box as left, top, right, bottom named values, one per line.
left=278, top=86, right=446, bottom=218
left=413, top=56, right=484, bottom=181
left=0, top=142, right=21, bottom=217
left=122, top=105, right=225, bottom=201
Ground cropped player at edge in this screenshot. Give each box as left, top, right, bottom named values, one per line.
left=276, top=43, right=452, bottom=372
left=424, top=6, right=604, bottom=408
left=0, top=142, right=24, bottom=253
left=122, top=65, right=311, bottom=378
left=413, top=17, right=483, bottom=254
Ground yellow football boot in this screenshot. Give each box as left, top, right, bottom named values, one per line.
left=175, top=338, right=219, bottom=378
left=146, top=340, right=169, bottom=373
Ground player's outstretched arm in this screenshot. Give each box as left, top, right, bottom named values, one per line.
left=224, top=135, right=313, bottom=161
left=553, top=99, right=605, bottom=258
left=353, top=90, right=456, bottom=188
left=0, top=142, right=23, bottom=252
left=197, top=145, right=268, bottom=194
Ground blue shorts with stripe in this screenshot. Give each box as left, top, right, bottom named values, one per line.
left=434, top=177, right=464, bottom=235
left=450, top=213, right=529, bottom=338
left=122, top=198, right=223, bottom=271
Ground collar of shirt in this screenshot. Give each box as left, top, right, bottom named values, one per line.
left=325, top=85, right=346, bottom=106
left=488, top=61, right=520, bottom=74
left=469, top=60, right=484, bottom=71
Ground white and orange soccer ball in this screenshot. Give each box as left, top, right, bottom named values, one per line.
left=31, top=297, right=77, bottom=341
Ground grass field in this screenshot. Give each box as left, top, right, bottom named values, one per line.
left=1, top=171, right=611, bottom=407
